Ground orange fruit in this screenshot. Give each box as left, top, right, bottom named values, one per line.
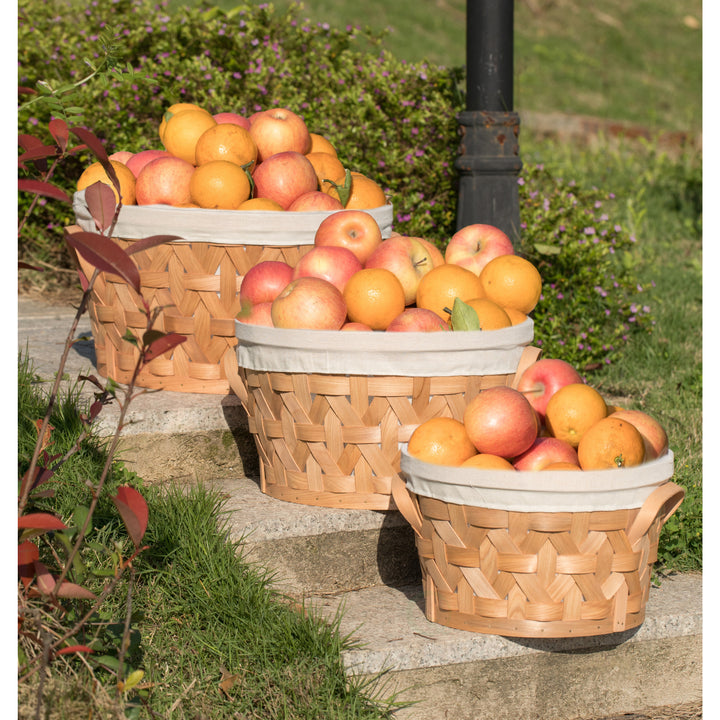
left=415, top=263, right=485, bottom=323
left=189, top=160, right=251, bottom=209
left=577, top=416, right=646, bottom=470
left=343, top=267, right=406, bottom=330
left=324, top=171, right=387, bottom=209
left=542, top=461, right=581, bottom=471
left=305, top=151, right=345, bottom=189
left=461, top=453, right=515, bottom=470
left=503, top=306, right=529, bottom=326
left=194, top=123, right=258, bottom=170
left=407, top=417, right=478, bottom=466
left=161, top=108, right=217, bottom=164
left=158, top=102, right=205, bottom=141
left=544, top=383, right=608, bottom=448
left=238, top=197, right=284, bottom=211
left=77, top=160, right=136, bottom=205
left=479, top=254, right=543, bottom=314
left=308, top=132, right=338, bottom=156
left=451, top=297, right=511, bottom=331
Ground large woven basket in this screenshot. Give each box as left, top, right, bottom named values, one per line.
left=70, top=192, right=394, bottom=394
left=225, top=319, right=539, bottom=509
left=393, top=448, right=683, bottom=638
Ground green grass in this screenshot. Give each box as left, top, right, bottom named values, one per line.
left=174, top=0, right=702, bottom=135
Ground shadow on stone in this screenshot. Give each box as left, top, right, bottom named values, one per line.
left=221, top=394, right=260, bottom=482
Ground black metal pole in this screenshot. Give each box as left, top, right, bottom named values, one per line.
left=455, top=0, right=522, bottom=244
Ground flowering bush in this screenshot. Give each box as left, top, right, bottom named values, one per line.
left=519, top=163, right=654, bottom=370
left=18, top=0, right=653, bottom=369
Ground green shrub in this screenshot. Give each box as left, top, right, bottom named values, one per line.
left=19, top=0, right=652, bottom=369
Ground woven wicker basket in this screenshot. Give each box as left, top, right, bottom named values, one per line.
left=392, top=450, right=684, bottom=638
left=70, top=193, right=394, bottom=394
left=225, top=319, right=539, bottom=509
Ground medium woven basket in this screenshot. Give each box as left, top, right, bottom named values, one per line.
left=392, top=453, right=684, bottom=638
left=226, top=320, right=539, bottom=509
left=70, top=193, right=394, bottom=394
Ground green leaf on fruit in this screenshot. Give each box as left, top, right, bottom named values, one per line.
left=326, top=168, right=352, bottom=207
left=449, top=298, right=481, bottom=331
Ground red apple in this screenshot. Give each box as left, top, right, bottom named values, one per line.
left=214, top=112, right=251, bottom=129
left=463, top=386, right=538, bottom=458
left=341, top=322, right=373, bottom=331
left=313, top=209, right=383, bottom=265
left=239, top=260, right=294, bottom=306
left=609, top=409, right=669, bottom=459
left=385, top=308, right=449, bottom=332
left=287, top=191, right=344, bottom=212
left=109, top=151, right=134, bottom=164
left=252, top=151, right=318, bottom=210
left=415, top=237, right=445, bottom=268
left=365, top=236, right=437, bottom=305
left=126, top=149, right=173, bottom=179
left=516, top=358, right=584, bottom=420
left=512, top=437, right=579, bottom=471
left=249, top=107, right=312, bottom=162
left=271, top=276, right=347, bottom=330
left=292, top=245, right=362, bottom=292
left=445, top=224, right=515, bottom=276
left=237, top=300, right=274, bottom=327
left=135, top=156, right=195, bottom=206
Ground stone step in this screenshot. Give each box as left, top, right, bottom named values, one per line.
left=306, top=574, right=702, bottom=720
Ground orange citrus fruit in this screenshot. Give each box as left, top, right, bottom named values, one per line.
left=77, top=160, right=136, bottom=205
left=461, top=453, right=515, bottom=470
left=542, top=461, right=581, bottom=471
left=324, top=172, right=387, bottom=209
left=305, top=151, right=345, bottom=189
left=577, top=416, right=646, bottom=470
left=503, top=306, right=529, bottom=326
left=415, top=263, right=485, bottom=323
left=158, top=102, right=205, bottom=141
left=308, top=132, right=338, bottom=156
left=343, top=267, right=406, bottom=330
left=161, top=108, right=217, bottom=164
left=189, top=160, right=251, bottom=209
left=544, top=383, right=608, bottom=448
left=407, top=417, right=478, bottom=466
left=451, top=297, right=511, bottom=331
left=238, top=197, right=284, bottom=211
left=479, top=254, right=543, bottom=314
left=194, top=123, right=258, bottom=170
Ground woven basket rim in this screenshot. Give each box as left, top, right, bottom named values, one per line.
left=400, top=447, right=675, bottom=512
left=235, top=319, right=535, bottom=377
left=73, top=190, right=394, bottom=245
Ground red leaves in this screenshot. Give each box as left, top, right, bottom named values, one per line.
left=65, top=228, right=141, bottom=293
left=18, top=513, right=68, bottom=532
left=112, top=486, right=149, bottom=549
left=83, top=181, right=118, bottom=232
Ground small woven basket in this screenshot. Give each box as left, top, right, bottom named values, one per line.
left=70, top=193, right=393, bottom=394
left=393, top=450, right=684, bottom=638
left=226, top=319, right=539, bottom=509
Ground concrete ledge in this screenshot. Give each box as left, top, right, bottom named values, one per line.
left=308, top=574, right=702, bottom=720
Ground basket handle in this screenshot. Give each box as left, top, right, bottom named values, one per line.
left=510, top=345, right=542, bottom=390
left=391, top=474, right=424, bottom=535
left=222, top=349, right=248, bottom=405
left=626, top=480, right=685, bottom=546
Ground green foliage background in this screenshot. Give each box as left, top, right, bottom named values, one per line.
left=19, top=0, right=654, bottom=368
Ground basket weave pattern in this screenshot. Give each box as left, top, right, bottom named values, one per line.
left=398, top=483, right=683, bottom=638
left=70, top=227, right=312, bottom=394
left=233, top=366, right=531, bottom=510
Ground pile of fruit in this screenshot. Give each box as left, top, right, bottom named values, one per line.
left=237, top=212, right=540, bottom=332
left=76, top=104, right=388, bottom=212
left=407, top=357, right=669, bottom=472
